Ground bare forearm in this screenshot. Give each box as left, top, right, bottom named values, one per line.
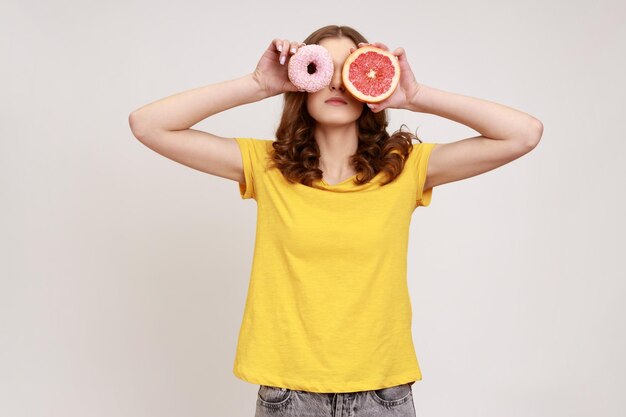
left=129, top=73, right=269, bottom=134
left=408, top=84, right=542, bottom=142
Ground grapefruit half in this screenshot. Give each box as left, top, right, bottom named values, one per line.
left=342, top=45, right=401, bottom=104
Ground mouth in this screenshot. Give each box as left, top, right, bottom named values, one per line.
left=325, top=99, right=348, bottom=105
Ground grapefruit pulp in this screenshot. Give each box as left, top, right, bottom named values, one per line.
left=342, top=45, right=401, bottom=104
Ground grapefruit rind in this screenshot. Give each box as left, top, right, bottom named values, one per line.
left=342, top=45, right=401, bottom=104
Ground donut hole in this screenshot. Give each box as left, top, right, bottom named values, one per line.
left=307, top=63, right=317, bottom=74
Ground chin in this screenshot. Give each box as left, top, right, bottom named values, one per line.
left=316, top=106, right=360, bottom=119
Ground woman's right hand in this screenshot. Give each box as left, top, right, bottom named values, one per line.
left=252, top=39, right=307, bottom=97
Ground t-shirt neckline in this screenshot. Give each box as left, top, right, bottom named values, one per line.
left=318, top=173, right=358, bottom=187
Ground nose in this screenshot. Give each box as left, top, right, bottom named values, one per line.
left=329, top=62, right=345, bottom=92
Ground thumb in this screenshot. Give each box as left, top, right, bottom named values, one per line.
left=286, top=83, right=306, bottom=93
left=367, top=102, right=384, bottom=113
left=394, top=47, right=406, bottom=61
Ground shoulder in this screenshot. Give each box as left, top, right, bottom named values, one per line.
left=234, top=137, right=273, bottom=149
left=234, top=138, right=275, bottom=172
left=410, top=140, right=437, bottom=154
left=235, top=138, right=274, bottom=156
left=406, top=140, right=437, bottom=164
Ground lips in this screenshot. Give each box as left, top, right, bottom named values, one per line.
left=325, top=97, right=347, bottom=104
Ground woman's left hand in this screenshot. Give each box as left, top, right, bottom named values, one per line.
left=349, top=42, right=420, bottom=113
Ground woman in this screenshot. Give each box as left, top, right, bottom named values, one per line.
left=129, top=24, right=542, bottom=417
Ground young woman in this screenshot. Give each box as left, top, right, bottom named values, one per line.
left=129, top=24, right=542, bottom=417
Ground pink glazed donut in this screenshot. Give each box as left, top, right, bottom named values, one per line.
left=287, top=44, right=334, bottom=93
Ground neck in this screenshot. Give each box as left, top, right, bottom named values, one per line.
left=314, top=123, right=358, bottom=175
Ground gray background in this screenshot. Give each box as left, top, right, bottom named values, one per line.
left=2, top=0, right=625, bottom=416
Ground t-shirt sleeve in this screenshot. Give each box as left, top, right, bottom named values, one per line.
left=411, top=142, right=438, bottom=208
left=234, top=137, right=269, bottom=200
left=234, top=137, right=256, bottom=200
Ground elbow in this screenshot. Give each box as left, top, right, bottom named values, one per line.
left=128, top=111, right=140, bottom=137
left=129, top=111, right=150, bottom=140
left=525, top=118, right=543, bottom=149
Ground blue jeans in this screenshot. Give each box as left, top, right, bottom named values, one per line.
left=255, top=382, right=416, bottom=416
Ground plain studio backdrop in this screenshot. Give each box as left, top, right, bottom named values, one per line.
left=1, top=0, right=624, bottom=416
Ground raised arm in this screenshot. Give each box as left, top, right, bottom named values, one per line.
left=408, top=83, right=543, bottom=191
left=357, top=41, right=543, bottom=192
left=128, top=74, right=268, bottom=182
left=128, top=38, right=305, bottom=182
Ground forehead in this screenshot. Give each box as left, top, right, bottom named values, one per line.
left=319, top=37, right=357, bottom=65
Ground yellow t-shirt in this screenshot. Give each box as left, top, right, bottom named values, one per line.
left=233, top=137, right=437, bottom=393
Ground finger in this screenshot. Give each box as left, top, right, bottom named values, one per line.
left=273, top=39, right=283, bottom=53
left=284, top=39, right=291, bottom=58
left=278, top=39, right=289, bottom=65
left=369, top=101, right=387, bottom=113
left=273, top=39, right=286, bottom=65
left=373, top=42, right=389, bottom=50
left=289, top=41, right=301, bottom=55
left=272, top=39, right=285, bottom=66
left=392, top=47, right=404, bottom=59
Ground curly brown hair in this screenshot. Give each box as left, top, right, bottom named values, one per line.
left=268, top=24, right=423, bottom=187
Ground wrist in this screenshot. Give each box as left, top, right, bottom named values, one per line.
left=247, top=72, right=273, bottom=101
left=407, top=82, right=428, bottom=113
